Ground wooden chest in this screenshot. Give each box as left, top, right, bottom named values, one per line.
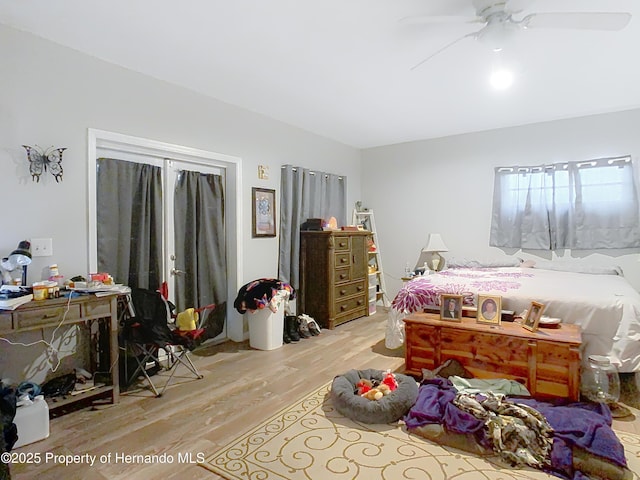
left=299, top=230, right=370, bottom=329
left=403, top=313, right=583, bottom=400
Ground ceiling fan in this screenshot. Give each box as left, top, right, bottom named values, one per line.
left=406, top=0, right=632, bottom=70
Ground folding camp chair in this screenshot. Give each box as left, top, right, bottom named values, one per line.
left=120, top=288, right=215, bottom=397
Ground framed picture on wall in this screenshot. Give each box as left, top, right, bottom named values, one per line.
left=477, top=294, right=502, bottom=325
left=252, top=187, right=276, bottom=237
left=440, top=294, right=463, bottom=322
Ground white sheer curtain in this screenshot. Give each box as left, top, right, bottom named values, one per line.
left=490, top=156, right=640, bottom=250
left=278, top=165, right=347, bottom=290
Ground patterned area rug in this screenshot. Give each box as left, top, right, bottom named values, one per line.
left=200, top=382, right=640, bottom=480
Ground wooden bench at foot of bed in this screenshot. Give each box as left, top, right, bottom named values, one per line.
left=404, top=313, right=583, bottom=401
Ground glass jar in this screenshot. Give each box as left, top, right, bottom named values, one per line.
left=581, top=355, right=620, bottom=404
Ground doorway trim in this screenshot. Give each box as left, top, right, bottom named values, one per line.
left=87, top=128, right=244, bottom=342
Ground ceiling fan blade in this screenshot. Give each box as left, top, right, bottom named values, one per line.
left=410, top=32, right=476, bottom=71
left=504, top=0, right=532, bottom=15
left=399, top=14, right=481, bottom=25
left=473, top=0, right=531, bottom=16
left=522, top=12, right=631, bottom=31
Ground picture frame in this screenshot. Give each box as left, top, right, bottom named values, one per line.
left=477, top=294, right=502, bottom=325
left=440, top=294, right=463, bottom=322
left=523, top=301, right=545, bottom=332
left=252, top=187, right=276, bottom=237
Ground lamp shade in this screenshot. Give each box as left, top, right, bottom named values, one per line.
left=422, top=234, right=448, bottom=253
left=9, top=240, right=32, bottom=266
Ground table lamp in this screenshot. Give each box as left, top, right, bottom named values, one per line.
left=418, top=234, right=448, bottom=272
left=7, top=240, right=32, bottom=285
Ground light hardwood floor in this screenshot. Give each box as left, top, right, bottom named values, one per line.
left=9, top=309, right=640, bottom=479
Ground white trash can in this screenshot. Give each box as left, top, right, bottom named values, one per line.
left=247, top=307, right=284, bottom=350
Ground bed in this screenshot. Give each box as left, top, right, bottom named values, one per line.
left=386, top=262, right=640, bottom=373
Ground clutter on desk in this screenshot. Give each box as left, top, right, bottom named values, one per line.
left=32, top=280, right=60, bottom=300
left=48, top=264, right=64, bottom=287
left=67, top=272, right=129, bottom=295
left=0, top=285, right=33, bottom=310
left=300, top=218, right=324, bottom=231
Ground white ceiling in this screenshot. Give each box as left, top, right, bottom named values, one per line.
left=1, top=0, right=639, bottom=148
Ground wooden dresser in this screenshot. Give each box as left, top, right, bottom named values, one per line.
left=299, top=230, right=370, bottom=329
left=404, top=312, right=583, bottom=400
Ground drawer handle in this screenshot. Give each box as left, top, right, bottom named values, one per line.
left=339, top=242, right=347, bottom=247
left=357, top=300, right=364, bottom=305
left=340, top=304, right=348, bottom=311
left=340, top=289, right=347, bottom=295
left=357, top=286, right=363, bottom=291
left=43, top=313, right=60, bottom=319
left=339, top=274, right=347, bottom=279
left=340, top=258, right=347, bottom=263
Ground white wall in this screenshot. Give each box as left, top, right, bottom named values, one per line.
left=0, top=25, right=361, bottom=285
left=0, top=25, right=361, bottom=384
left=362, top=109, right=640, bottom=299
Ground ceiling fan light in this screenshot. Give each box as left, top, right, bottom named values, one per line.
left=477, top=20, right=518, bottom=51
left=490, top=69, right=514, bottom=89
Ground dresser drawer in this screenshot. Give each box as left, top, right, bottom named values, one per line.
left=82, top=299, right=112, bottom=318
left=334, top=252, right=351, bottom=268
left=334, top=236, right=351, bottom=251
left=0, top=313, right=12, bottom=333
left=334, top=267, right=352, bottom=283
left=335, top=280, right=366, bottom=300
left=335, top=303, right=368, bottom=327
left=15, top=304, right=82, bottom=329
left=335, top=295, right=367, bottom=315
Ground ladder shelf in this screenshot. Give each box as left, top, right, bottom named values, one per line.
left=352, top=209, right=391, bottom=308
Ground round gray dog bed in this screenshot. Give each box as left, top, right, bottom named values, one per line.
left=330, top=368, right=419, bottom=424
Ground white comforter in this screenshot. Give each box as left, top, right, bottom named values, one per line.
left=387, top=267, right=640, bottom=372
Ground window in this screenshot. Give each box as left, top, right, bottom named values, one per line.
left=490, top=156, right=640, bottom=250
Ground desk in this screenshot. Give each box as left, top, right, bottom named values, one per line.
left=404, top=312, right=583, bottom=401
left=0, top=293, right=119, bottom=415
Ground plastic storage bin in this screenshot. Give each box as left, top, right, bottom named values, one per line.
left=368, top=286, right=377, bottom=315
left=13, top=395, right=50, bottom=448
left=247, top=307, right=284, bottom=350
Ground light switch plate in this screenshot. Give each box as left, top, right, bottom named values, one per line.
left=31, top=238, right=53, bottom=257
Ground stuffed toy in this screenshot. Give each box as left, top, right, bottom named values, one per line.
left=356, top=378, right=393, bottom=401
left=381, top=370, right=398, bottom=391
left=356, top=379, right=373, bottom=395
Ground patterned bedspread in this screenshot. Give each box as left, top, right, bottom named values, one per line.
left=392, top=268, right=532, bottom=312
left=387, top=267, right=640, bottom=372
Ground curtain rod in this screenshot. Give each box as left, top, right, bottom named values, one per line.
left=281, top=165, right=344, bottom=180
left=497, top=155, right=631, bottom=173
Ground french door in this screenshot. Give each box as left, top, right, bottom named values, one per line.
left=167, top=160, right=227, bottom=341
left=89, top=129, right=243, bottom=343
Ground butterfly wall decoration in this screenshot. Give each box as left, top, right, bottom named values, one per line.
left=22, top=145, right=67, bottom=183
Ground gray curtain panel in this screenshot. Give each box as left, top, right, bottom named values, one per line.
left=490, top=156, right=640, bottom=250
left=278, top=165, right=347, bottom=289
left=96, top=158, right=163, bottom=289
left=173, top=170, right=227, bottom=315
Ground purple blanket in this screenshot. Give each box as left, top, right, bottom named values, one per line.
left=405, top=378, right=627, bottom=480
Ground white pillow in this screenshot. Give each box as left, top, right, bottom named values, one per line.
left=532, top=260, right=622, bottom=276
left=446, top=257, right=522, bottom=269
